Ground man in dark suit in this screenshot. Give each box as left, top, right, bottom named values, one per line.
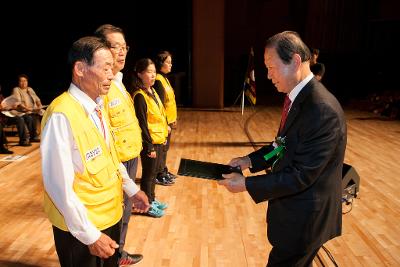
left=218, top=31, right=347, bottom=267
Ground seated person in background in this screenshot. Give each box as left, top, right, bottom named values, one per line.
left=0, top=124, right=13, bottom=154
left=0, top=85, right=13, bottom=154
left=11, top=74, right=42, bottom=146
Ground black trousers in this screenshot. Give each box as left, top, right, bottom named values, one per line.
left=140, top=144, right=163, bottom=202
left=0, top=124, right=7, bottom=148
left=158, top=128, right=172, bottom=176
left=15, top=114, right=37, bottom=142
left=267, top=246, right=320, bottom=267
left=53, top=221, right=121, bottom=267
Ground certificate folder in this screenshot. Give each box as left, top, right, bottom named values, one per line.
left=178, top=158, right=242, bottom=180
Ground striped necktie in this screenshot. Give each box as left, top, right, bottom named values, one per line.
left=95, top=106, right=106, bottom=139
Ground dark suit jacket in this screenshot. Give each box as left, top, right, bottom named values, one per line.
left=246, top=78, right=347, bottom=252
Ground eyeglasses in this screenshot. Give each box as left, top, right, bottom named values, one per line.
left=110, top=45, right=130, bottom=53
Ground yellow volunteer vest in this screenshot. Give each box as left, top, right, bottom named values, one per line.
left=132, top=88, right=168, bottom=144
left=104, top=81, right=142, bottom=162
left=41, top=92, right=123, bottom=231
left=156, top=74, right=177, bottom=124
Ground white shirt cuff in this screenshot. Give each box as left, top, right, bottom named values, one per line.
left=72, top=224, right=101, bottom=245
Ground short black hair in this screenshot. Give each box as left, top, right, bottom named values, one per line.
left=68, top=36, right=110, bottom=70
left=18, top=74, right=29, bottom=81
left=94, top=24, right=125, bottom=41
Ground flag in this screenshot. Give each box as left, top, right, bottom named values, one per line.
left=244, top=47, right=256, bottom=105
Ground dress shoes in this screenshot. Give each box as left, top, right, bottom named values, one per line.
left=0, top=147, right=13, bottom=154
left=19, top=141, right=32, bottom=146
left=30, top=137, right=40, bottom=143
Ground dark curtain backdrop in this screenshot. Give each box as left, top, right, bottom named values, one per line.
left=1, top=0, right=398, bottom=107
left=224, top=0, right=400, bottom=106
left=0, top=1, right=191, bottom=106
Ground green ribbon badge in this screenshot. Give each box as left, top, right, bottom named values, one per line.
left=263, top=136, right=286, bottom=170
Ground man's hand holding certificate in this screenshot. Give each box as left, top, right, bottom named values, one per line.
left=218, top=156, right=249, bottom=193
left=177, top=158, right=243, bottom=180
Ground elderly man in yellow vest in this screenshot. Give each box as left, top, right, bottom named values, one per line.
left=41, top=36, right=149, bottom=267
left=94, top=24, right=144, bottom=266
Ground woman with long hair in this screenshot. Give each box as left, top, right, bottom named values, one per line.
left=132, top=58, right=169, bottom=217
left=153, top=51, right=178, bottom=185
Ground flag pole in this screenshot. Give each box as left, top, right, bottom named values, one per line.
left=233, top=47, right=256, bottom=112
left=233, top=87, right=244, bottom=107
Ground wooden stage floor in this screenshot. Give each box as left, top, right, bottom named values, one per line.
left=0, top=107, right=399, bottom=267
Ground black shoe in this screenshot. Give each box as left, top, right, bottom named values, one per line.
left=19, top=141, right=32, bottom=146
left=155, top=175, right=174, bottom=186
left=0, top=147, right=13, bottom=154
left=119, top=251, right=143, bottom=266
left=30, top=137, right=40, bottom=142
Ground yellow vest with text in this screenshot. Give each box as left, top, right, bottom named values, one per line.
left=132, top=88, right=168, bottom=144
left=41, top=92, right=123, bottom=231
left=104, top=81, right=142, bottom=162
left=156, top=73, right=177, bottom=124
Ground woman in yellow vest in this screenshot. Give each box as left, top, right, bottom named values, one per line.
left=153, top=51, right=178, bottom=185
left=132, top=58, right=169, bottom=218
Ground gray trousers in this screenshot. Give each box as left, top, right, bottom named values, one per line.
left=119, top=157, right=139, bottom=254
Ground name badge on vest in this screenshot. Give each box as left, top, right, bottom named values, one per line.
left=109, top=98, right=121, bottom=108
left=85, top=146, right=102, bottom=162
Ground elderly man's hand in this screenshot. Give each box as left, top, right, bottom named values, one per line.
left=88, top=233, right=119, bottom=259
left=218, top=172, right=247, bottom=193
left=131, top=190, right=150, bottom=213
left=227, top=156, right=251, bottom=170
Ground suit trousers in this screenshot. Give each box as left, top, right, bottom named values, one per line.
left=53, top=221, right=121, bottom=267
left=119, top=157, right=139, bottom=254
left=267, top=246, right=320, bottom=267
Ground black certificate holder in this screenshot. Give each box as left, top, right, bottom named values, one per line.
left=177, top=158, right=242, bottom=180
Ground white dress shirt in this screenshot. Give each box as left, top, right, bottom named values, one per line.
left=272, top=73, right=314, bottom=148
left=113, top=72, right=128, bottom=97
left=287, top=72, right=314, bottom=111
left=41, top=83, right=139, bottom=245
